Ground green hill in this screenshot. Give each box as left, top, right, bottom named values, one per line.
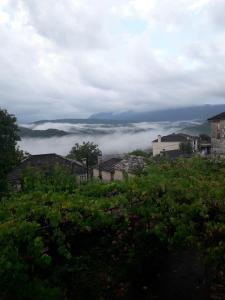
left=19, top=126, right=71, bottom=138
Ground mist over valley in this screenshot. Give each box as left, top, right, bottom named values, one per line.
left=19, top=120, right=204, bottom=156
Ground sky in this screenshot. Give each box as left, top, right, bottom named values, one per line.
left=1, top=0, right=225, bottom=121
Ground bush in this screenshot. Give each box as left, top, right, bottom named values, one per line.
left=1, top=158, right=225, bottom=299
left=21, top=165, right=78, bottom=193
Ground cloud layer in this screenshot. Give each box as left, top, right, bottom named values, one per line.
left=1, top=0, right=225, bottom=121
left=19, top=120, right=199, bottom=155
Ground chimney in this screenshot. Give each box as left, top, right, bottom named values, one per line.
left=98, top=155, right=103, bottom=166
left=158, top=135, right=162, bottom=143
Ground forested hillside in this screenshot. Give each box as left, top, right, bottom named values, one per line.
left=1, top=158, right=225, bottom=299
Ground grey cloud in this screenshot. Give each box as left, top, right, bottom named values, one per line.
left=206, top=0, right=225, bottom=28
left=1, top=0, right=225, bottom=121
left=20, top=0, right=109, bottom=49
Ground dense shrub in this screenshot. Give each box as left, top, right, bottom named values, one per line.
left=1, top=158, right=225, bottom=299
left=21, top=166, right=78, bottom=193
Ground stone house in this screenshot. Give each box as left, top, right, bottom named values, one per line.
left=152, top=133, right=199, bottom=156
left=8, top=153, right=87, bottom=189
left=93, top=158, right=123, bottom=182
left=93, top=155, right=146, bottom=182
left=208, top=112, right=225, bottom=156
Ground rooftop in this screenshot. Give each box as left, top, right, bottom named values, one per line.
left=115, top=155, right=146, bottom=173
left=99, top=158, right=123, bottom=172
left=98, top=156, right=146, bottom=173
left=208, top=112, right=225, bottom=121
left=152, top=133, right=194, bottom=143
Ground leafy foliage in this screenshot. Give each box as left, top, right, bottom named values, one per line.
left=0, top=108, right=21, bottom=193
left=1, top=158, right=225, bottom=299
left=67, top=141, right=101, bottom=178
left=179, top=141, right=193, bottom=154
left=128, top=149, right=150, bottom=157
left=21, top=165, right=78, bottom=193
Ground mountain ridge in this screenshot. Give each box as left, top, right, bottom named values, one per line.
left=89, top=104, right=225, bottom=122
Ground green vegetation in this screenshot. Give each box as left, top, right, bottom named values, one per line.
left=1, top=158, right=225, bottom=299
left=67, top=141, right=101, bottom=179
left=128, top=149, right=150, bottom=157
left=21, top=166, right=78, bottom=193
left=0, top=108, right=21, bottom=193
left=179, top=141, right=193, bottom=154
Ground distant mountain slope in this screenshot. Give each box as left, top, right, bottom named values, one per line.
left=19, top=127, right=70, bottom=138
left=89, top=104, right=225, bottom=122
left=31, top=119, right=128, bottom=125
left=179, top=122, right=211, bottom=136
left=19, top=125, right=150, bottom=138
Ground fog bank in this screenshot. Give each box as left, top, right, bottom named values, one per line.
left=19, top=121, right=200, bottom=155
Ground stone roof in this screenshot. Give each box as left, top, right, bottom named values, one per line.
left=115, top=155, right=146, bottom=173
left=99, top=158, right=123, bottom=172
left=152, top=133, right=192, bottom=143
left=208, top=112, right=225, bottom=121
left=24, top=153, right=84, bottom=166
left=97, top=155, right=146, bottom=174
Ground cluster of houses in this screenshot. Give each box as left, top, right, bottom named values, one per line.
left=152, top=112, right=225, bottom=158
left=152, top=133, right=211, bottom=158
left=8, top=153, right=146, bottom=189
left=8, top=112, right=225, bottom=189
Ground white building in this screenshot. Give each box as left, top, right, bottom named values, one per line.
left=152, top=133, right=198, bottom=156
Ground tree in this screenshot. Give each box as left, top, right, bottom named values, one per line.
left=16, top=148, right=30, bottom=162
left=67, top=141, right=101, bottom=179
left=179, top=141, right=193, bottom=154
left=128, top=149, right=149, bottom=157
left=0, top=108, right=21, bottom=192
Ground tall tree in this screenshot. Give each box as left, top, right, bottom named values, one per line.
left=67, top=141, right=101, bottom=179
left=0, top=108, right=20, bottom=192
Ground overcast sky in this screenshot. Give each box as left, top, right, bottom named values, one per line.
left=1, top=0, right=225, bottom=121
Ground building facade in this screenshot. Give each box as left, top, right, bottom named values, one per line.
left=208, top=112, right=225, bottom=156
left=93, top=158, right=123, bottom=182
left=93, top=156, right=145, bottom=182
left=152, top=133, right=198, bottom=156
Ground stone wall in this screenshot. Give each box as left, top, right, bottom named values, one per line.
left=114, top=170, right=124, bottom=181
left=211, top=120, right=225, bottom=155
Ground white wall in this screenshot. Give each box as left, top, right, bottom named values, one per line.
left=152, top=141, right=181, bottom=156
